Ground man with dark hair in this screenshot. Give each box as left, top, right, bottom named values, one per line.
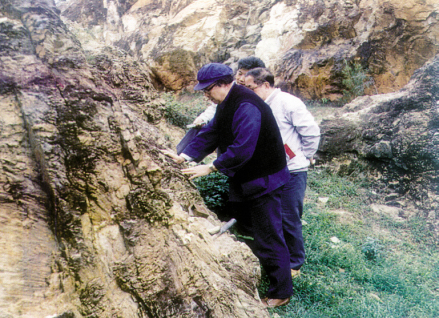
left=235, top=56, right=266, bottom=85
left=163, top=63, right=293, bottom=308
left=244, top=67, right=320, bottom=278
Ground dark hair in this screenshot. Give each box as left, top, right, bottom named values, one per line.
left=245, top=68, right=275, bottom=87
left=237, top=56, right=266, bottom=70
left=215, top=74, right=234, bottom=86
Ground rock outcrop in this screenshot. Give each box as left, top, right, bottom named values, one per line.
left=56, top=0, right=439, bottom=99
left=0, top=1, right=268, bottom=317
left=318, top=54, right=439, bottom=232
left=1, top=0, right=438, bottom=316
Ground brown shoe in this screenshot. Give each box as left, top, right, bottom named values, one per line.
left=291, top=269, right=301, bottom=278
left=262, top=297, right=290, bottom=308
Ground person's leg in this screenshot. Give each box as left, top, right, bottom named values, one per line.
left=249, top=188, right=293, bottom=299
left=229, top=201, right=257, bottom=251
left=281, top=171, right=307, bottom=270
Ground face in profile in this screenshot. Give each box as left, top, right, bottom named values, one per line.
left=203, top=84, right=224, bottom=104
left=244, top=76, right=265, bottom=99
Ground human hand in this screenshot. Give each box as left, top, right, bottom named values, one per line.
left=181, top=165, right=211, bottom=180
left=309, top=157, right=315, bottom=165
left=192, top=117, right=205, bottom=126
left=160, top=149, right=185, bottom=164
left=191, top=117, right=208, bottom=128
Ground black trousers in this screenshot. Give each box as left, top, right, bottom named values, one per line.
left=281, top=171, right=307, bottom=270
left=232, top=187, right=293, bottom=299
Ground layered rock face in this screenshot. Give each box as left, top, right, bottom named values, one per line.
left=318, top=54, right=439, bottom=232
left=56, top=0, right=439, bottom=99
left=0, top=1, right=268, bottom=317
left=1, top=0, right=438, bottom=316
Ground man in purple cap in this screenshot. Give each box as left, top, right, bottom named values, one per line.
left=176, top=57, right=266, bottom=155
left=190, top=56, right=266, bottom=127
left=163, top=63, right=293, bottom=307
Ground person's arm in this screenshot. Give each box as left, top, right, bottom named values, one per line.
left=212, top=103, right=261, bottom=178
left=168, top=103, right=261, bottom=180
left=192, top=103, right=217, bottom=126
left=182, top=119, right=220, bottom=162
left=161, top=149, right=186, bottom=164
left=162, top=117, right=219, bottom=166
left=286, top=101, right=320, bottom=160
left=162, top=116, right=220, bottom=180
left=181, top=162, right=217, bottom=180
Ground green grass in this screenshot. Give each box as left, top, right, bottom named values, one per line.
left=166, top=93, right=438, bottom=317
left=263, top=167, right=439, bottom=318
left=162, top=91, right=210, bottom=128
left=306, top=168, right=370, bottom=212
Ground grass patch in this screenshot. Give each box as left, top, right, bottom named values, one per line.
left=306, top=167, right=369, bottom=212
left=264, top=167, right=439, bottom=318
left=406, top=216, right=437, bottom=247
left=167, top=93, right=438, bottom=317
left=162, top=91, right=210, bottom=128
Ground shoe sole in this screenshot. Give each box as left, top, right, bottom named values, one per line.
left=262, top=298, right=290, bottom=308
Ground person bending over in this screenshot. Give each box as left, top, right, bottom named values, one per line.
left=164, top=63, right=292, bottom=308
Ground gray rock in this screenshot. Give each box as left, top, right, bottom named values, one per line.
left=319, top=54, right=439, bottom=213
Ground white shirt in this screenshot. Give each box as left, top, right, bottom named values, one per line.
left=265, top=88, right=321, bottom=172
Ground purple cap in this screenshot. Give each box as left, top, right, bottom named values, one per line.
left=194, top=63, right=233, bottom=90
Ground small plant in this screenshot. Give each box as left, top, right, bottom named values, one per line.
left=361, top=237, right=383, bottom=261
left=162, top=92, right=209, bottom=129
left=341, top=61, right=373, bottom=103
left=321, top=97, right=330, bottom=104
left=193, top=172, right=229, bottom=212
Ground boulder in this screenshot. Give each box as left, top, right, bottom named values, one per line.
left=318, top=54, right=439, bottom=215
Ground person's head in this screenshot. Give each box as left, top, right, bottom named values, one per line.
left=244, top=67, right=275, bottom=101
left=194, top=63, right=234, bottom=104
left=235, top=56, right=266, bottom=85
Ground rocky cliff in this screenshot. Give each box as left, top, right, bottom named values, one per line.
left=318, top=54, right=439, bottom=234
left=56, top=0, right=439, bottom=100
left=1, top=0, right=438, bottom=317
left=0, top=1, right=268, bottom=317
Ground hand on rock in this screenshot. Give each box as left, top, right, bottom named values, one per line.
left=160, top=149, right=185, bottom=164
left=181, top=165, right=211, bottom=180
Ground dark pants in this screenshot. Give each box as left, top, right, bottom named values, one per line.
left=281, top=171, right=307, bottom=270
left=232, top=187, right=293, bottom=299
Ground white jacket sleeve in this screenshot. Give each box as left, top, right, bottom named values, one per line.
left=290, top=106, right=320, bottom=159
left=193, top=103, right=217, bottom=125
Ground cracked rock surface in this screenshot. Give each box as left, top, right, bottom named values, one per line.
left=0, top=1, right=268, bottom=317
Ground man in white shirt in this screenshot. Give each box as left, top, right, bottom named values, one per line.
left=244, top=67, right=321, bottom=278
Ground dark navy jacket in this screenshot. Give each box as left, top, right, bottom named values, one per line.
left=182, top=83, right=289, bottom=201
